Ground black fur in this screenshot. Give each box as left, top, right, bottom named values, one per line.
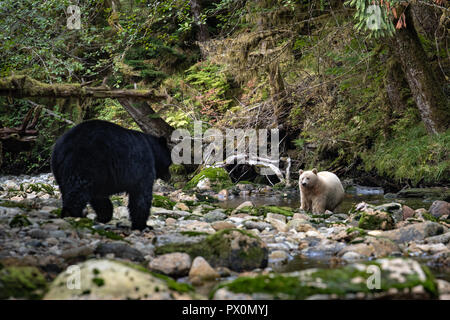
left=51, top=120, right=172, bottom=230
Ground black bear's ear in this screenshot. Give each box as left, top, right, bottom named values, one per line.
left=312, top=168, right=318, bottom=174
left=299, top=169, right=304, bottom=175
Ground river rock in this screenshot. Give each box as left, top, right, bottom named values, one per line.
left=95, top=242, right=144, bottom=262
left=402, top=205, right=415, bottom=220
left=232, top=201, right=254, bottom=214
left=425, top=232, right=450, bottom=244
left=61, top=245, right=94, bottom=260
left=29, top=229, right=49, bottom=239
left=244, top=220, right=272, bottom=231
left=266, top=213, right=286, bottom=223
left=341, top=251, right=363, bottom=261
left=338, top=237, right=400, bottom=258
left=429, top=200, right=450, bottom=218
left=188, top=256, right=220, bottom=284
left=113, top=206, right=129, bottom=219
left=155, top=229, right=268, bottom=272
left=178, top=220, right=216, bottom=234
left=149, top=252, right=191, bottom=277
left=376, top=221, right=444, bottom=244
left=211, top=221, right=235, bottom=231
left=265, top=218, right=287, bottom=233
left=204, top=209, right=227, bottom=222
left=44, top=259, right=193, bottom=299
left=301, top=239, right=345, bottom=257
left=154, top=233, right=206, bottom=247
left=196, top=178, right=211, bottom=191
left=173, top=202, right=190, bottom=211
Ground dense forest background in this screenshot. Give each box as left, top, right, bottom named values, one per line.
left=0, top=0, right=448, bottom=190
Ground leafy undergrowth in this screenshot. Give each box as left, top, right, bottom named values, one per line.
left=361, top=126, right=450, bottom=185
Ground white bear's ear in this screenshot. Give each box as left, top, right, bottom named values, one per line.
left=299, top=169, right=304, bottom=175
left=312, top=168, right=318, bottom=174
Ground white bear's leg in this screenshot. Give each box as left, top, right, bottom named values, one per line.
left=312, top=200, right=326, bottom=214
left=300, top=190, right=311, bottom=211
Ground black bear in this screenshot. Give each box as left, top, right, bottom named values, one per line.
left=51, top=120, right=172, bottom=230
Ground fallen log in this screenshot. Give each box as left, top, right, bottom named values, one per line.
left=0, top=75, right=166, bottom=101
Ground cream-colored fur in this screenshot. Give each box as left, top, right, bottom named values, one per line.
left=299, top=168, right=344, bottom=214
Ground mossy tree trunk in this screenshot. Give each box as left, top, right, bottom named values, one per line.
left=393, top=5, right=449, bottom=135
left=117, top=98, right=174, bottom=140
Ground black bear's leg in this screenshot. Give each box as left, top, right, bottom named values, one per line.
left=60, top=179, right=92, bottom=218
left=61, top=191, right=90, bottom=218
left=128, top=182, right=153, bottom=230
left=90, top=197, right=113, bottom=223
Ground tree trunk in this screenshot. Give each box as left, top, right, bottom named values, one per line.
left=393, top=6, right=449, bottom=134
left=190, top=0, right=209, bottom=58
left=117, top=98, right=174, bottom=141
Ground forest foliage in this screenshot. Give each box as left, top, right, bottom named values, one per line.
left=0, top=0, right=448, bottom=187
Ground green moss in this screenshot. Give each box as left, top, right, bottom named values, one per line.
left=346, top=227, right=367, bottom=236
left=149, top=272, right=194, bottom=293
left=169, top=164, right=186, bottom=175
left=116, top=260, right=194, bottom=293
left=152, top=195, right=176, bottom=210
left=0, top=266, right=48, bottom=299
left=358, top=210, right=395, bottom=230
left=184, top=167, right=233, bottom=192
left=92, top=277, right=105, bottom=287
left=0, top=200, right=32, bottom=210
left=21, top=183, right=55, bottom=195
left=180, top=231, right=210, bottom=237
left=9, top=214, right=32, bottom=228
left=421, top=212, right=438, bottom=222
left=50, top=208, right=62, bottom=217
left=66, top=218, right=125, bottom=241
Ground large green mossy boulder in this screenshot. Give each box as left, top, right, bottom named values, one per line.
left=355, top=203, right=397, bottom=230
left=155, top=229, right=268, bottom=272
left=184, top=167, right=232, bottom=192
left=212, top=258, right=438, bottom=300
left=0, top=266, right=48, bottom=299
left=44, top=259, right=197, bottom=300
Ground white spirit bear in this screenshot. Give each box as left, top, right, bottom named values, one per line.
left=298, top=168, right=345, bottom=214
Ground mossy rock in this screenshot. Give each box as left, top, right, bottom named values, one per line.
left=184, top=167, right=233, bottom=192
left=44, top=259, right=199, bottom=300
left=152, top=195, right=176, bottom=210
left=155, top=229, right=268, bottom=272
left=235, top=205, right=293, bottom=217
left=169, top=164, right=186, bottom=175
left=358, top=209, right=395, bottom=230
left=212, top=258, right=438, bottom=299
left=356, top=204, right=396, bottom=231
left=0, top=266, right=48, bottom=299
